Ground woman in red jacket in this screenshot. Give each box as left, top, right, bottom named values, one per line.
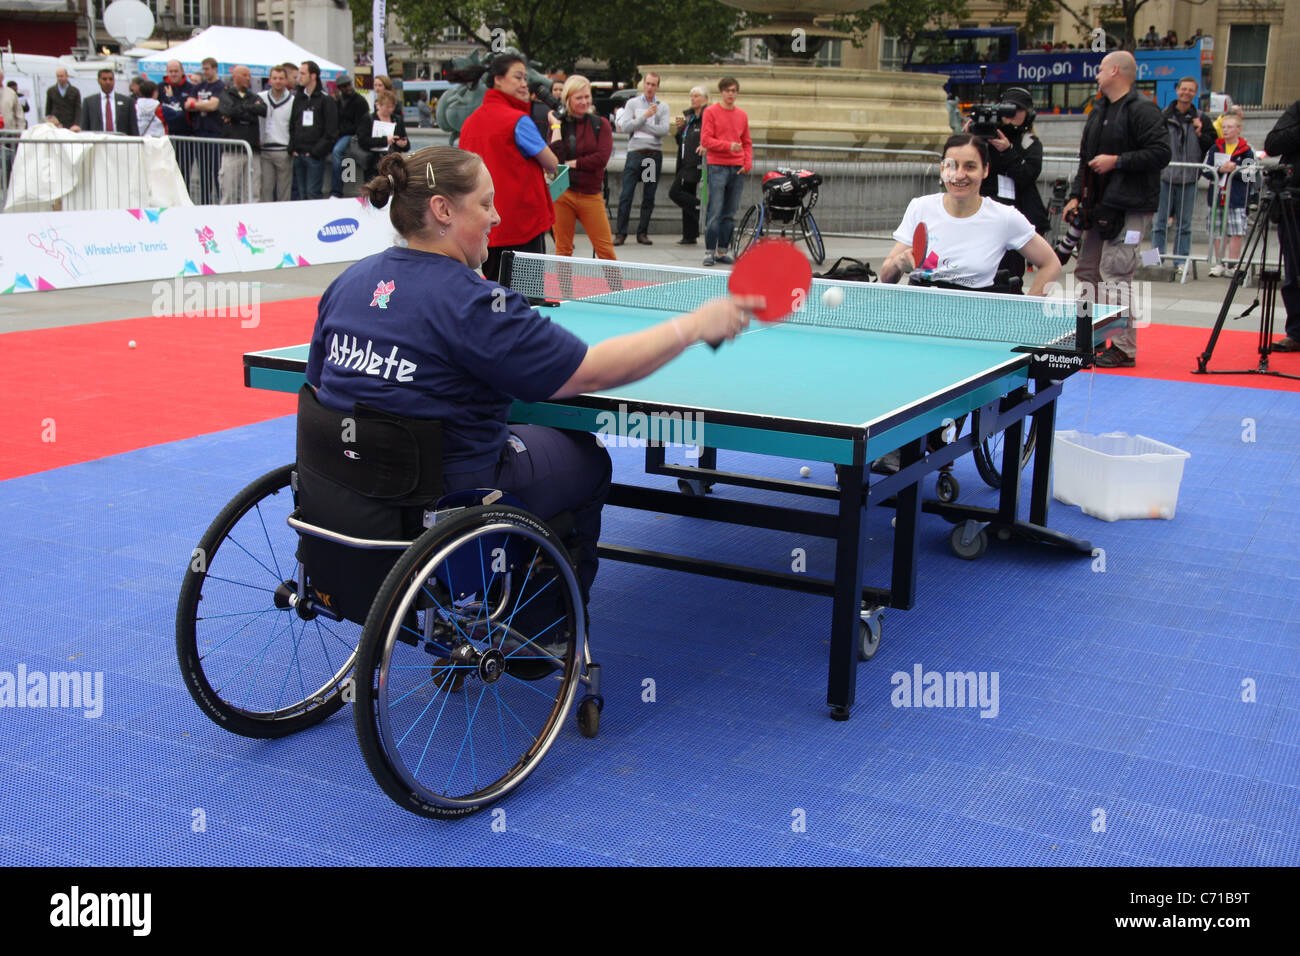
left=458, top=55, right=559, bottom=281
left=548, top=75, right=617, bottom=260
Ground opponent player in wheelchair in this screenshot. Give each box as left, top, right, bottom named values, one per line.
left=176, top=146, right=759, bottom=818
left=878, top=134, right=1060, bottom=295
left=871, top=134, right=1061, bottom=495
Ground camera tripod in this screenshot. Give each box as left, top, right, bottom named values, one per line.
left=1194, top=178, right=1300, bottom=381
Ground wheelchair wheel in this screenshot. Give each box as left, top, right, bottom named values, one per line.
left=800, top=211, right=825, bottom=264
left=176, top=465, right=361, bottom=738
left=354, top=504, right=584, bottom=819
left=972, top=411, right=1038, bottom=490
left=732, top=202, right=764, bottom=257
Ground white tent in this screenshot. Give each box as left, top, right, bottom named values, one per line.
left=136, top=26, right=347, bottom=82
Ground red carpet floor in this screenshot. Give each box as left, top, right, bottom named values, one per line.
left=1, top=308, right=1296, bottom=482
left=0, top=297, right=312, bottom=481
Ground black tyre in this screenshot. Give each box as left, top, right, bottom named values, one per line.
left=732, top=203, right=764, bottom=257
left=858, top=608, right=883, bottom=661
left=353, top=505, right=584, bottom=819
left=936, top=471, right=959, bottom=504
left=577, top=697, right=601, bottom=738
left=800, top=211, right=825, bottom=264
left=176, top=465, right=361, bottom=738
left=972, top=409, right=1038, bottom=489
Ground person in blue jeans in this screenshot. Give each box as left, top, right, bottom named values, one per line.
left=699, top=77, right=751, bottom=265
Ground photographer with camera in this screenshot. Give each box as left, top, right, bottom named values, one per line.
left=1262, top=100, right=1300, bottom=352
left=1061, top=52, right=1170, bottom=368
left=969, top=87, right=1049, bottom=281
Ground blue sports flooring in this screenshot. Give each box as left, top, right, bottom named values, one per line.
left=0, top=372, right=1297, bottom=866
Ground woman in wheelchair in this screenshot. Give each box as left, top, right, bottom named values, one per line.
left=302, top=145, right=757, bottom=629
left=877, top=134, right=1061, bottom=296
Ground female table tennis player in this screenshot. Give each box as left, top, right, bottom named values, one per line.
left=878, top=133, right=1061, bottom=295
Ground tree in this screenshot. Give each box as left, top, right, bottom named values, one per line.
left=831, top=0, right=969, bottom=67
left=360, top=0, right=755, bottom=78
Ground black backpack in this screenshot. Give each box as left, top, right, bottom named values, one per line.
left=817, top=257, right=876, bottom=282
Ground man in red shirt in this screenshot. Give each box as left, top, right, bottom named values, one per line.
left=700, top=76, right=752, bottom=265
left=459, top=55, right=559, bottom=282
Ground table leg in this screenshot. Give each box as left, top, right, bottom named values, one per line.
left=827, top=458, right=867, bottom=721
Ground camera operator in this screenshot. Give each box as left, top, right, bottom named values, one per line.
left=1062, top=52, right=1170, bottom=368
left=971, top=87, right=1049, bottom=281
left=1262, top=100, right=1300, bottom=352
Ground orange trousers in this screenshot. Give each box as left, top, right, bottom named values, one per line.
left=553, top=189, right=618, bottom=260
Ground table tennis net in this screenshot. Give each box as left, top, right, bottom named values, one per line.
left=506, top=253, right=1110, bottom=350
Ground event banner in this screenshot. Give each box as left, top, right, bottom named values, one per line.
left=0, top=198, right=399, bottom=294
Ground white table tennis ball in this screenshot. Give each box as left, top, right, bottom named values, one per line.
left=128, top=340, right=136, bottom=349
left=800, top=465, right=811, bottom=477
left=821, top=286, right=845, bottom=308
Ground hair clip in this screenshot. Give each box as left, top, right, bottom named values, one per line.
left=426, top=163, right=436, bottom=190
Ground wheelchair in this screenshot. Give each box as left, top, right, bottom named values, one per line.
left=176, top=387, right=603, bottom=819
left=731, top=167, right=826, bottom=264
left=884, top=267, right=1038, bottom=500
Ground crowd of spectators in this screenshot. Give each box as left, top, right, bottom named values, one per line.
left=14, top=59, right=414, bottom=205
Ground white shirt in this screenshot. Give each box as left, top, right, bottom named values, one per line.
left=893, top=193, right=1036, bottom=288
left=259, top=89, right=294, bottom=147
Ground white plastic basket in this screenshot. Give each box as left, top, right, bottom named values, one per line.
left=1052, top=431, right=1191, bottom=522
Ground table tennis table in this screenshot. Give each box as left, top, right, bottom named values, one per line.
left=244, top=253, right=1127, bottom=721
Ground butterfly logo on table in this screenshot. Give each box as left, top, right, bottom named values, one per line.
left=370, top=279, right=396, bottom=309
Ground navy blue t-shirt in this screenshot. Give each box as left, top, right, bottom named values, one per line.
left=306, top=247, right=589, bottom=474
left=158, top=78, right=195, bottom=135
left=193, top=78, right=225, bottom=136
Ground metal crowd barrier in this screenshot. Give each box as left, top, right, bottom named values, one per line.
left=1, top=130, right=254, bottom=211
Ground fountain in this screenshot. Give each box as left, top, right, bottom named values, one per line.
left=640, top=0, right=951, bottom=149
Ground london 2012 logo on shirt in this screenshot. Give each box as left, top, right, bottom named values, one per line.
left=370, top=280, right=395, bottom=308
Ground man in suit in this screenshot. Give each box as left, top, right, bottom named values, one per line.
left=81, top=69, right=137, bottom=135
left=44, top=67, right=82, bottom=129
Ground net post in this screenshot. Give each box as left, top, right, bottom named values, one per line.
left=1076, top=296, right=1092, bottom=364
left=499, top=250, right=515, bottom=291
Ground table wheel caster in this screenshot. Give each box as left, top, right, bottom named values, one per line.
left=950, top=521, right=988, bottom=560
left=577, top=695, right=603, bottom=738
left=677, top=478, right=713, bottom=496
left=858, top=607, right=883, bottom=661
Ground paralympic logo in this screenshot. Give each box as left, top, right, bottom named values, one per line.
left=317, top=218, right=360, bottom=243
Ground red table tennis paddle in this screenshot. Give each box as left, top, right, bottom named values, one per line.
left=911, top=222, right=929, bottom=270
left=727, top=238, right=813, bottom=322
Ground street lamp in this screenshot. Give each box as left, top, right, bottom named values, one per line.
left=159, top=5, right=177, bottom=47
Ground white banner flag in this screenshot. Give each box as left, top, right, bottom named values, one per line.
left=372, top=0, right=387, bottom=78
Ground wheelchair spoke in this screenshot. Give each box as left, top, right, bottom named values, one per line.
left=252, top=500, right=287, bottom=585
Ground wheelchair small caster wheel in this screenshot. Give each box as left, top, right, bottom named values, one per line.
left=936, top=471, right=959, bottom=503
left=858, top=608, right=883, bottom=661
left=677, top=478, right=712, bottom=497
left=950, top=521, right=988, bottom=560
left=577, top=696, right=602, bottom=738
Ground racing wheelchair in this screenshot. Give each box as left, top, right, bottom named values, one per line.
left=731, top=167, right=825, bottom=264
left=176, top=387, right=603, bottom=819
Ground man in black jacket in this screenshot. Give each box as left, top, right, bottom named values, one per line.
left=329, top=73, right=369, bottom=198
left=289, top=60, right=337, bottom=200
left=44, top=67, right=81, bottom=129
left=1063, top=51, right=1171, bottom=367
left=218, top=65, right=266, bottom=204
left=1263, top=100, right=1300, bottom=351
left=979, top=86, right=1049, bottom=280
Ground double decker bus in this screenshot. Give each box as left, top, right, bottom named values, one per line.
left=903, top=27, right=1205, bottom=113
